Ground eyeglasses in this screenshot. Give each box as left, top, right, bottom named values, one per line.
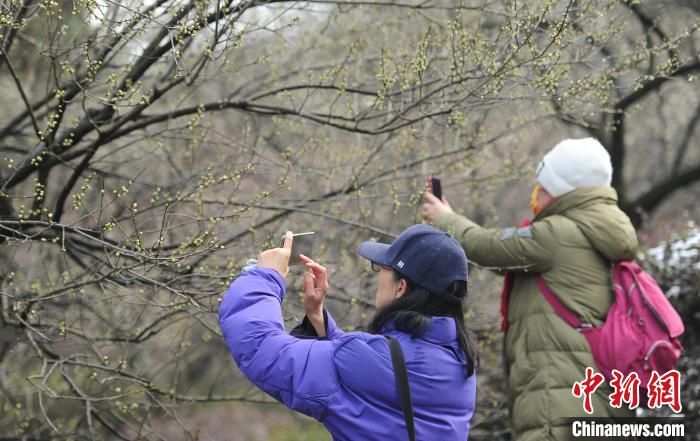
left=370, top=261, right=391, bottom=272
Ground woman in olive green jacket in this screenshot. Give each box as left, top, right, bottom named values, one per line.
left=422, top=138, right=637, bottom=441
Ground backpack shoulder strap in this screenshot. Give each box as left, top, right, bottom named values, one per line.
left=386, top=336, right=416, bottom=441
left=535, top=275, right=590, bottom=330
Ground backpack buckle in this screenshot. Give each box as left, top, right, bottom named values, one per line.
left=576, top=323, right=593, bottom=332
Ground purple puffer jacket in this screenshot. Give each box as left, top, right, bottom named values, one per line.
left=219, top=268, right=476, bottom=441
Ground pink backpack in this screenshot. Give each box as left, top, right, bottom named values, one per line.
left=536, top=261, right=684, bottom=392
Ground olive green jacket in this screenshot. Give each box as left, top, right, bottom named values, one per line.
left=434, top=187, right=638, bottom=441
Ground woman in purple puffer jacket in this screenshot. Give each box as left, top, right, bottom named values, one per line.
left=219, top=224, right=478, bottom=441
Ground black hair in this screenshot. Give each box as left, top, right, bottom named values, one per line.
left=367, top=270, right=479, bottom=377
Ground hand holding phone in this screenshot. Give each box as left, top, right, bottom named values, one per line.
left=428, top=176, right=442, bottom=200
left=280, top=232, right=315, bottom=266
left=421, top=176, right=453, bottom=223
left=258, top=231, right=295, bottom=278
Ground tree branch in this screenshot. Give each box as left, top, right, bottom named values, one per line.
left=616, top=61, right=700, bottom=111
left=624, top=2, right=678, bottom=68
left=0, top=0, right=41, bottom=70
left=52, top=143, right=100, bottom=222
left=609, top=61, right=700, bottom=205
left=671, top=99, right=700, bottom=175
left=627, top=162, right=700, bottom=226
left=0, top=49, right=42, bottom=139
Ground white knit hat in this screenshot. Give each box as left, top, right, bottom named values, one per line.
left=535, top=138, right=613, bottom=197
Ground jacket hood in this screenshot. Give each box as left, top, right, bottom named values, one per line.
left=538, top=187, right=638, bottom=261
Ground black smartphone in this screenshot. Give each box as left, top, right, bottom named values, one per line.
left=428, top=176, right=442, bottom=200
left=280, top=232, right=315, bottom=265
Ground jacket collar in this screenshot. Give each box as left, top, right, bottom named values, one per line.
left=536, top=186, right=618, bottom=220
left=382, top=316, right=458, bottom=345
left=423, top=317, right=459, bottom=344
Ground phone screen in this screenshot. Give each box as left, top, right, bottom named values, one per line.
left=429, top=176, right=442, bottom=200
left=280, top=232, right=315, bottom=265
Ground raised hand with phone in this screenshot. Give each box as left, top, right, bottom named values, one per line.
left=257, top=231, right=294, bottom=278
left=256, top=231, right=327, bottom=335
left=428, top=176, right=442, bottom=200
left=421, top=176, right=453, bottom=223
left=257, top=231, right=317, bottom=276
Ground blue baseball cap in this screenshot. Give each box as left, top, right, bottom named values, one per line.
left=358, top=224, right=468, bottom=302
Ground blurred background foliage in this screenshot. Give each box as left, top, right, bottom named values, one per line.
left=0, top=0, right=697, bottom=439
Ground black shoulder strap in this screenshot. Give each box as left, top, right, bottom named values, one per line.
left=386, top=336, right=416, bottom=441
